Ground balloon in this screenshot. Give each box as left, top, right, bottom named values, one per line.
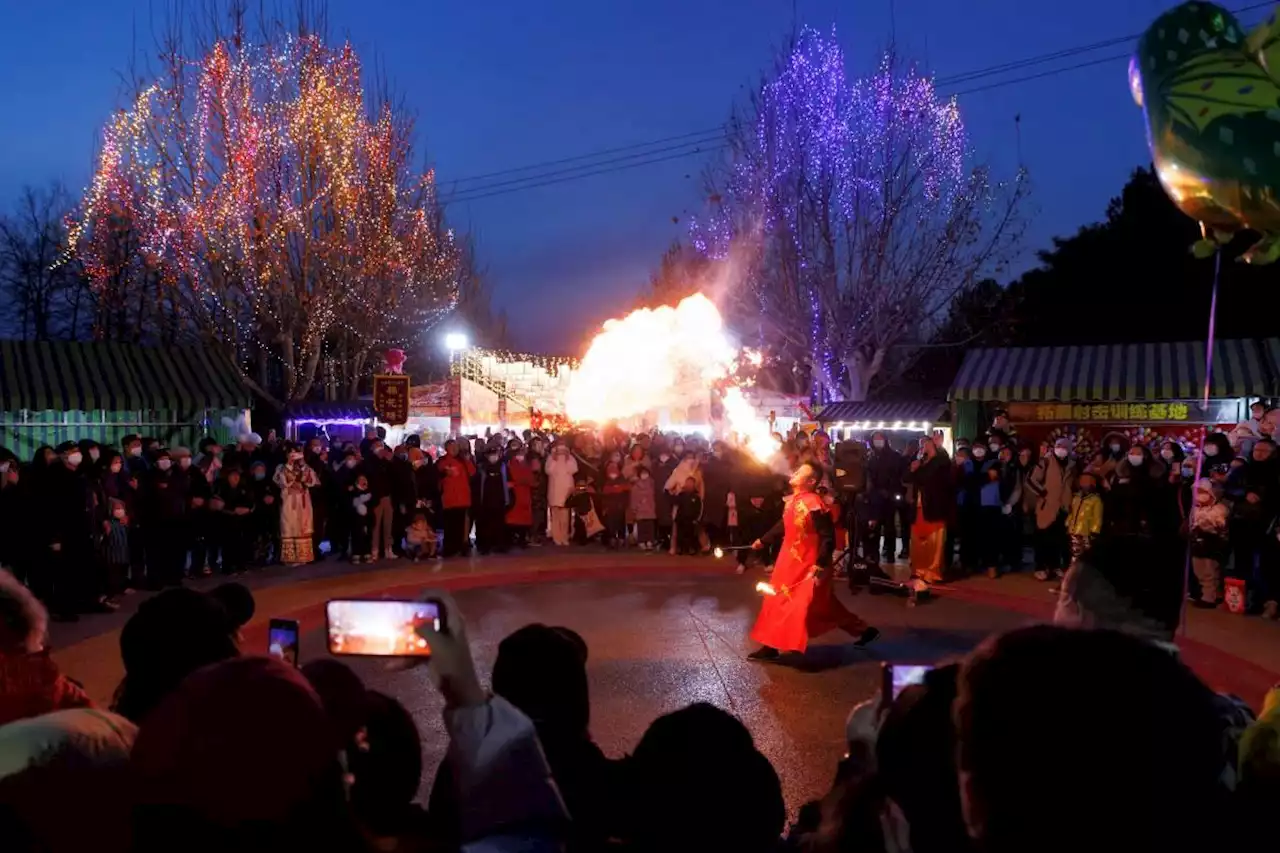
left=1132, top=2, right=1280, bottom=263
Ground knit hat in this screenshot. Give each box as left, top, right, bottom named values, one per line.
left=1054, top=437, right=1073, bottom=451
left=170, top=446, right=192, bottom=459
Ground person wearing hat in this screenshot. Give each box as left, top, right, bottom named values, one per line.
left=141, top=448, right=190, bottom=589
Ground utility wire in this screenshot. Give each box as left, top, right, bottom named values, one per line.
left=444, top=1, right=1274, bottom=204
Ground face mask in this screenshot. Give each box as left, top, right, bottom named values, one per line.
left=514, top=454, right=525, bottom=462
left=113, top=507, right=126, bottom=518
left=89, top=448, right=100, bottom=461
left=640, top=472, right=650, bottom=479
left=66, top=452, right=83, bottom=467
left=1160, top=449, right=1174, bottom=460
left=989, top=443, right=1001, bottom=453
left=487, top=454, right=499, bottom=463
left=1204, top=445, right=1219, bottom=457
left=659, top=453, right=669, bottom=462
left=156, top=458, right=172, bottom=471
left=1109, top=444, right=1121, bottom=453
left=608, top=472, right=619, bottom=479
left=253, top=471, right=266, bottom=480
left=1054, top=448, right=1068, bottom=460
left=110, top=463, right=122, bottom=474
left=345, top=458, right=358, bottom=469
left=872, top=440, right=885, bottom=449
left=1127, top=454, right=1145, bottom=467
left=1182, top=466, right=1195, bottom=478
left=972, top=447, right=986, bottom=459
left=413, top=458, right=426, bottom=468
left=128, top=446, right=142, bottom=457
left=673, top=445, right=684, bottom=454
left=179, top=457, right=192, bottom=469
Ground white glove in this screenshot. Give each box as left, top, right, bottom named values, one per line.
left=1001, top=504, right=1012, bottom=516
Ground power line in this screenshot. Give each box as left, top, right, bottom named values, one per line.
left=443, top=1, right=1273, bottom=204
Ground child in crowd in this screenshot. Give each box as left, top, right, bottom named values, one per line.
left=630, top=464, right=657, bottom=550
left=1189, top=478, right=1230, bottom=608
left=1065, top=471, right=1104, bottom=573
left=600, top=461, right=631, bottom=549
left=101, top=497, right=130, bottom=602
left=351, top=474, right=374, bottom=563
left=214, top=466, right=255, bottom=576
left=404, top=511, right=437, bottom=562
left=674, top=477, right=703, bottom=556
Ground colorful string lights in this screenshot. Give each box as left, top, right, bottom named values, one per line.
left=65, top=29, right=460, bottom=401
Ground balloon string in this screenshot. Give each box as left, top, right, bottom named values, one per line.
left=1181, top=250, right=1222, bottom=636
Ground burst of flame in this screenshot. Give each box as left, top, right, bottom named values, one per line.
left=756, top=581, right=777, bottom=596
left=564, top=293, right=776, bottom=461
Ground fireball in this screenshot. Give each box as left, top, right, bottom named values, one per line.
left=564, top=293, right=777, bottom=462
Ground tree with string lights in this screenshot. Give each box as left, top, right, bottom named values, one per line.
left=67, top=3, right=459, bottom=406
left=695, top=27, right=1028, bottom=402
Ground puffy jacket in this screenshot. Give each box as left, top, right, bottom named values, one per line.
left=437, top=455, right=476, bottom=510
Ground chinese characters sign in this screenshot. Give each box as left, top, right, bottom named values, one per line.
left=1005, top=400, right=1238, bottom=425
left=373, top=374, right=411, bottom=426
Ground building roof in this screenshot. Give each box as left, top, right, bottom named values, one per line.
left=0, top=340, right=248, bottom=412
left=949, top=339, right=1274, bottom=402
left=816, top=400, right=948, bottom=425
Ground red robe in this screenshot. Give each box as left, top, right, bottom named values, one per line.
left=750, top=491, right=868, bottom=653
left=505, top=457, right=535, bottom=526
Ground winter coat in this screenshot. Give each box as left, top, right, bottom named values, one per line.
left=701, top=456, right=733, bottom=517
left=505, top=457, right=535, bottom=526
left=629, top=475, right=657, bottom=520
left=545, top=453, right=579, bottom=508
left=675, top=490, right=703, bottom=523
left=475, top=460, right=510, bottom=513
left=652, top=454, right=681, bottom=523
left=1104, top=458, right=1167, bottom=536
left=1027, top=454, right=1074, bottom=530
left=909, top=451, right=955, bottom=525
left=437, top=455, right=476, bottom=510
left=1066, top=492, right=1103, bottom=538
left=600, top=474, right=630, bottom=520
left=0, top=652, right=93, bottom=727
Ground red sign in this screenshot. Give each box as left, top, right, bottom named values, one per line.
left=373, top=375, right=411, bottom=426
left=408, top=381, right=452, bottom=417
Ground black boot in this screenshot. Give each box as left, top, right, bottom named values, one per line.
left=747, top=646, right=780, bottom=661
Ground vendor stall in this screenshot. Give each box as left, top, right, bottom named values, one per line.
left=0, top=340, right=248, bottom=457
left=948, top=339, right=1274, bottom=455
left=283, top=400, right=376, bottom=444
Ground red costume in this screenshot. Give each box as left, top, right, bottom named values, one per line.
left=750, top=490, right=869, bottom=653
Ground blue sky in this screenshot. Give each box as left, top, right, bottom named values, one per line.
left=0, top=0, right=1229, bottom=350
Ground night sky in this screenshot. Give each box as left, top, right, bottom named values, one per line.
left=0, top=1, right=1252, bottom=351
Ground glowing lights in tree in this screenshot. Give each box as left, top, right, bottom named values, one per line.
left=67, top=12, right=460, bottom=405
left=694, top=27, right=1026, bottom=402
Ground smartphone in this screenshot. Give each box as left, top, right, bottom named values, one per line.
left=268, top=618, right=301, bottom=667
left=881, top=662, right=933, bottom=704
left=325, top=599, right=444, bottom=657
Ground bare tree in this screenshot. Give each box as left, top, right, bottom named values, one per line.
left=695, top=30, right=1027, bottom=400
left=0, top=183, right=92, bottom=341
left=636, top=241, right=710, bottom=309
left=67, top=1, right=459, bottom=406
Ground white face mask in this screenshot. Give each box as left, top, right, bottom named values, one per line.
left=1204, top=445, right=1219, bottom=457
left=640, top=472, right=650, bottom=479
left=89, top=448, right=100, bottom=461
left=659, top=454, right=670, bottom=462
left=179, top=457, right=192, bottom=469
left=128, top=446, right=142, bottom=457
left=872, top=440, right=885, bottom=449
left=112, top=508, right=126, bottom=519
left=110, top=464, right=122, bottom=474
left=487, top=454, right=499, bottom=463
left=1160, top=449, right=1174, bottom=460
left=413, top=458, right=426, bottom=468
left=156, top=459, right=172, bottom=471
left=514, top=454, right=525, bottom=462
left=972, top=447, right=986, bottom=459
left=66, top=452, right=83, bottom=467
left=1127, top=454, right=1145, bottom=466
left=345, top=458, right=358, bottom=468
left=1053, top=447, right=1068, bottom=460
left=989, top=443, right=1001, bottom=453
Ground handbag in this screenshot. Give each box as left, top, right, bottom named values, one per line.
left=581, top=507, right=605, bottom=538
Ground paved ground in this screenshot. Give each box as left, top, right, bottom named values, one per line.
left=48, top=548, right=1280, bottom=816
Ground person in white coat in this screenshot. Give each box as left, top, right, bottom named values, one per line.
left=544, top=444, right=579, bottom=546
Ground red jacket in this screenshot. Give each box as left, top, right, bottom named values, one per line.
left=505, top=458, right=535, bottom=526
left=436, top=456, right=476, bottom=510
left=0, top=651, right=93, bottom=727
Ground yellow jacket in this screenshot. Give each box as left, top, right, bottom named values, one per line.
left=1066, top=492, right=1103, bottom=537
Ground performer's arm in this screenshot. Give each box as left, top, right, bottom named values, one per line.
left=812, top=511, right=836, bottom=570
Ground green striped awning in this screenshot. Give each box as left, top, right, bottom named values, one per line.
left=0, top=341, right=248, bottom=413
left=949, top=340, right=1272, bottom=402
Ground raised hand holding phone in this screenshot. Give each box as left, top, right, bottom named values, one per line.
left=412, top=590, right=485, bottom=709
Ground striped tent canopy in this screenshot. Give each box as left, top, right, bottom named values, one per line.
left=284, top=401, right=376, bottom=421
left=816, top=400, right=948, bottom=425
left=0, top=340, right=248, bottom=412
left=949, top=340, right=1273, bottom=403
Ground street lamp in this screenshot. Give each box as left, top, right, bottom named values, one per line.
left=444, top=332, right=468, bottom=352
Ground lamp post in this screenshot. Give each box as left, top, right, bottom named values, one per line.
left=443, top=333, right=468, bottom=437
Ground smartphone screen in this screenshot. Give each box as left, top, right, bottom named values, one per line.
left=268, top=618, right=300, bottom=667
left=882, top=663, right=933, bottom=702
left=325, top=599, right=442, bottom=657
